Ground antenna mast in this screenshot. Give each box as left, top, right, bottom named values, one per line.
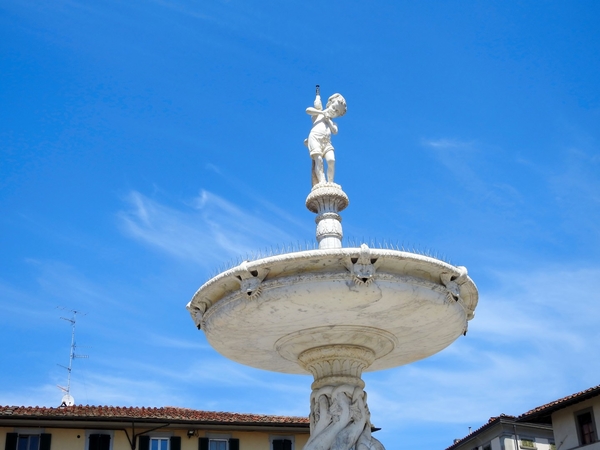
left=57, top=309, right=88, bottom=406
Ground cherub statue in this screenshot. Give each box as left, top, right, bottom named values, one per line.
left=304, top=86, right=347, bottom=186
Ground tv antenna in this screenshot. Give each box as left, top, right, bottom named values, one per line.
left=57, top=309, right=88, bottom=406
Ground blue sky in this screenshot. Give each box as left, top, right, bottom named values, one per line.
left=1, top=1, right=600, bottom=449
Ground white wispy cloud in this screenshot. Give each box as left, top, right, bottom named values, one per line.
left=421, top=138, right=476, bottom=150
left=15, top=352, right=311, bottom=413
left=203, top=164, right=312, bottom=233
left=0, top=261, right=133, bottom=332
left=68, top=373, right=186, bottom=407
left=145, top=333, right=210, bottom=350
left=547, top=148, right=600, bottom=238
left=149, top=0, right=309, bottom=54
left=420, top=137, right=524, bottom=210
left=28, top=260, right=123, bottom=309
left=361, top=263, right=600, bottom=431
left=151, top=0, right=217, bottom=23
left=0, top=280, right=50, bottom=321
left=0, top=383, right=68, bottom=408
left=118, top=190, right=300, bottom=266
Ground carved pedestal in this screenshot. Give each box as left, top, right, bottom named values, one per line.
left=299, top=345, right=385, bottom=450
left=306, top=183, right=349, bottom=249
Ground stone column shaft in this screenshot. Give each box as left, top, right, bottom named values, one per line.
left=305, top=183, right=349, bottom=249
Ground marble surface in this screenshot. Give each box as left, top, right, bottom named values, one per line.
left=187, top=246, right=477, bottom=374
left=304, top=89, right=346, bottom=186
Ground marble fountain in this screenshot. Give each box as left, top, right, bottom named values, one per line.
left=187, top=88, right=478, bottom=450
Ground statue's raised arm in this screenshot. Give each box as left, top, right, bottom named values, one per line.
left=304, top=86, right=347, bottom=187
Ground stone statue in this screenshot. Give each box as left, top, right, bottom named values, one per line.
left=305, top=384, right=383, bottom=450
left=305, top=86, right=347, bottom=186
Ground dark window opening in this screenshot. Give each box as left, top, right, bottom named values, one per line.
left=273, top=439, right=292, bottom=450
left=577, top=411, right=597, bottom=445
left=17, top=436, right=39, bottom=450
left=89, top=434, right=111, bottom=450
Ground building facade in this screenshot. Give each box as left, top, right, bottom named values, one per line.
left=0, top=405, right=309, bottom=450
left=518, top=384, right=600, bottom=450
left=445, top=415, right=554, bottom=450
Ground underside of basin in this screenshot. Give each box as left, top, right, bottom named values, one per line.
left=187, top=246, right=478, bottom=374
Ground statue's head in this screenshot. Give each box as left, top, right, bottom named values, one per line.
left=326, top=93, right=347, bottom=117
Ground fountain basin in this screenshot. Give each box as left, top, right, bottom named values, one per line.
left=187, top=246, right=477, bottom=374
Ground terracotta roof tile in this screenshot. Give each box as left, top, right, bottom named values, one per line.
left=518, top=384, right=600, bottom=422
left=0, top=405, right=309, bottom=425
left=444, top=415, right=517, bottom=450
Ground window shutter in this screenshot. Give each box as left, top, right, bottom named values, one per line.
left=89, top=434, right=100, bottom=450
left=100, top=435, right=111, bottom=450
left=229, top=438, right=239, bottom=450
left=40, top=434, right=52, bottom=450
left=170, top=436, right=181, bottom=450
left=139, top=435, right=150, bottom=450
left=272, top=439, right=292, bottom=450
left=89, top=433, right=111, bottom=450
left=4, top=433, right=18, bottom=450
left=199, top=437, right=209, bottom=450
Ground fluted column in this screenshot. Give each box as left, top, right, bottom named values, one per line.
left=305, top=183, right=349, bottom=249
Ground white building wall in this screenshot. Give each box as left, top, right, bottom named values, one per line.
left=503, top=435, right=518, bottom=450
left=491, top=436, right=502, bottom=450
left=499, top=433, right=554, bottom=450
left=551, top=396, right=600, bottom=450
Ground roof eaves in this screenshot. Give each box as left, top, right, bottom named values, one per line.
left=0, top=406, right=309, bottom=428
left=517, top=385, right=600, bottom=422
left=444, top=416, right=517, bottom=450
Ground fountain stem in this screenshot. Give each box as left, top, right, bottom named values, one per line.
left=299, top=345, right=373, bottom=390
left=306, top=183, right=349, bottom=249
left=300, top=345, right=382, bottom=450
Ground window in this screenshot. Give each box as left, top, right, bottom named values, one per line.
left=209, top=440, right=227, bottom=450
left=271, top=436, right=294, bottom=450
left=5, top=433, right=51, bottom=450
left=520, top=439, right=536, bottom=449
left=576, top=409, right=598, bottom=446
left=151, top=438, right=169, bottom=450
left=138, top=436, right=181, bottom=450
left=86, top=431, right=112, bottom=450
left=199, top=437, right=239, bottom=450
left=17, top=436, right=39, bottom=450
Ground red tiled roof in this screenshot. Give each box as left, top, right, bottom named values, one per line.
left=445, top=415, right=516, bottom=450
left=518, top=384, right=600, bottom=422
left=0, top=405, right=309, bottom=426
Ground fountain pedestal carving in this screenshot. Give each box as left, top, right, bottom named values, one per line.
left=300, top=345, right=384, bottom=450
left=306, top=183, right=349, bottom=249
left=187, top=89, right=478, bottom=450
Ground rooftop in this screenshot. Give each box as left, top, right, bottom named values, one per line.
left=518, top=384, right=600, bottom=424
left=444, top=415, right=517, bottom=450
left=0, top=405, right=309, bottom=430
